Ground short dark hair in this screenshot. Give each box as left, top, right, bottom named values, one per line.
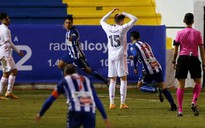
left=114, top=14, right=125, bottom=24
left=130, top=31, right=140, bottom=40
left=184, top=13, right=194, bottom=25
left=0, top=13, right=8, bottom=21
left=64, top=64, right=77, bottom=75
left=65, top=15, right=73, bottom=22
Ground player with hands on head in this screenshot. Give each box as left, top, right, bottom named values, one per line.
left=129, top=31, right=177, bottom=111
left=100, top=8, right=137, bottom=109
left=0, top=12, right=24, bottom=100
left=173, top=13, right=205, bottom=117
left=35, top=64, right=111, bottom=128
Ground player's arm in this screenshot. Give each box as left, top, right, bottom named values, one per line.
left=122, top=12, right=138, bottom=31
left=35, top=90, right=59, bottom=122
left=130, top=46, right=139, bottom=74
left=100, top=8, right=118, bottom=29
left=69, top=29, right=79, bottom=43
left=4, top=30, right=24, bottom=56
left=90, top=82, right=110, bottom=128
left=198, top=33, right=205, bottom=71
left=35, top=81, right=64, bottom=122
left=172, top=32, right=180, bottom=70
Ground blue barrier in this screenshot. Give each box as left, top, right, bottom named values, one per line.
left=4, top=25, right=166, bottom=84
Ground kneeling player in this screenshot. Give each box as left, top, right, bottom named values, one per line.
left=58, top=15, right=108, bottom=85
left=35, top=64, right=110, bottom=128
left=129, top=31, right=177, bottom=111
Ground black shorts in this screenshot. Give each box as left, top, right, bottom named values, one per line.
left=175, top=55, right=202, bottom=79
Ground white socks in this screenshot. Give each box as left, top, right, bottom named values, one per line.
left=0, top=77, right=8, bottom=95
left=120, top=80, right=127, bottom=104
left=109, top=80, right=116, bottom=104
left=7, top=75, right=16, bottom=93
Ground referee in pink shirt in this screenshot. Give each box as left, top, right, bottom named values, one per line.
left=172, top=13, right=205, bottom=117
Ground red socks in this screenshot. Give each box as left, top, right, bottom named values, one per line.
left=192, top=84, right=201, bottom=105
left=177, top=88, right=184, bottom=113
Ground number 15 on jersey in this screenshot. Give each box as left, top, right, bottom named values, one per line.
left=109, top=35, right=121, bottom=47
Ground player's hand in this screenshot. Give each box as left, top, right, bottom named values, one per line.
left=134, top=69, right=138, bottom=74
left=18, top=51, right=24, bottom=57
left=172, top=63, right=176, bottom=70
left=104, top=119, right=111, bottom=128
left=35, top=113, right=41, bottom=123
left=111, top=8, right=119, bottom=13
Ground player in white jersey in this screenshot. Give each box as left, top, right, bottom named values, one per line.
left=0, top=13, right=24, bottom=99
left=129, top=31, right=177, bottom=111
left=100, top=8, right=137, bottom=109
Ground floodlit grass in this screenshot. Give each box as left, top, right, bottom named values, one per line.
left=0, top=88, right=205, bottom=128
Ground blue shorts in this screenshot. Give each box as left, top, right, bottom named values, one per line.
left=67, top=111, right=96, bottom=128
left=61, top=53, right=89, bottom=69
left=139, top=71, right=164, bottom=84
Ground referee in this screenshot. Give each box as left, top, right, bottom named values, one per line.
left=172, top=13, right=205, bottom=117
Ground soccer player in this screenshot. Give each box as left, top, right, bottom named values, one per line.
left=0, top=13, right=24, bottom=99
left=100, top=8, right=137, bottom=109
left=173, top=13, right=205, bottom=117
left=35, top=64, right=110, bottom=128
left=129, top=31, right=177, bottom=111
left=58, top=15, right=108, bottom=85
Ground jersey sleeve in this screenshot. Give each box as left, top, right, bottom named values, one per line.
left=198, top=32, right=204, bottom=45
left=130, top=45, right=139, bottom=69
left=173, top=31, right=180, bottom=46
left=121, top=12, right=137, bottom=32
left=90, top=81, right=107, bottom=119
left=70, top=29, right=79, bottom=44
left=100, top=11, right=112, bottom=31
left=4, top=29, right=20, bottom=53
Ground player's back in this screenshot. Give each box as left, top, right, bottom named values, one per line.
left=62, top=74, right=96, bottom=113
left=134, top=41, right=162, bottom=74
left=106, top=25, right=128, bottom=60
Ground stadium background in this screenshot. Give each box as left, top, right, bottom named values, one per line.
left=0, top=0, right=204, bottom=88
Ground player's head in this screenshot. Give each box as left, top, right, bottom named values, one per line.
left=0, top=13, right=10, bottom=26
left=130, top=31, right=140, bottom=42
left=114, top=14, right=125, bottom=25
left=64, top=64, right=77, bottom=76
left=183, top=13, right=194, bottom=25
left=64, top=15, right=73, bottom=30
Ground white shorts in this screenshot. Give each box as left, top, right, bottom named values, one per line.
left=1, top=56, right=16, bottom=73
left=108, top=56, right=128, bottom=77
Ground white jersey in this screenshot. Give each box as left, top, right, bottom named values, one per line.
left=100, top=12, right=137, bottom=61
left=0, top=24, right=19, bottom=59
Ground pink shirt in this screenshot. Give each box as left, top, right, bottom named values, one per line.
left=174, top=27, right=203, bottom=57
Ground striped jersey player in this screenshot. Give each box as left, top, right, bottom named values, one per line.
left=129, top=31, right=177, bottom=111
left=35, top=64, right=110, bottom=128
left=100, top=8, right=137, bottom=109
left=58, top=15, right=108, bottom=85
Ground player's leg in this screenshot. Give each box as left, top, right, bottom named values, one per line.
left=137, top=74, right=156, bottom=93
left=118, top=56, right=129, bottom=109
left=176, top=79, right=185, bottom=117
left=4, top=56, right=19, bottom=99
left=0, top=72, right=9, bottom=100
left=189, top=57, right=202, bottom=116
left=109, top=77, right=117, bottom=109
left=108, top=59, right=117, bottom=109
left=158, top=82, right=177, bottom=111
left=77, top=56, right=108, bottom=85
left=83, top=66, right=108, bottom=85
left=58, top=53, right=75, bottom=76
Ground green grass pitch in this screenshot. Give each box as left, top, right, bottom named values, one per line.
left=0, top=88, right=205, bottom=128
